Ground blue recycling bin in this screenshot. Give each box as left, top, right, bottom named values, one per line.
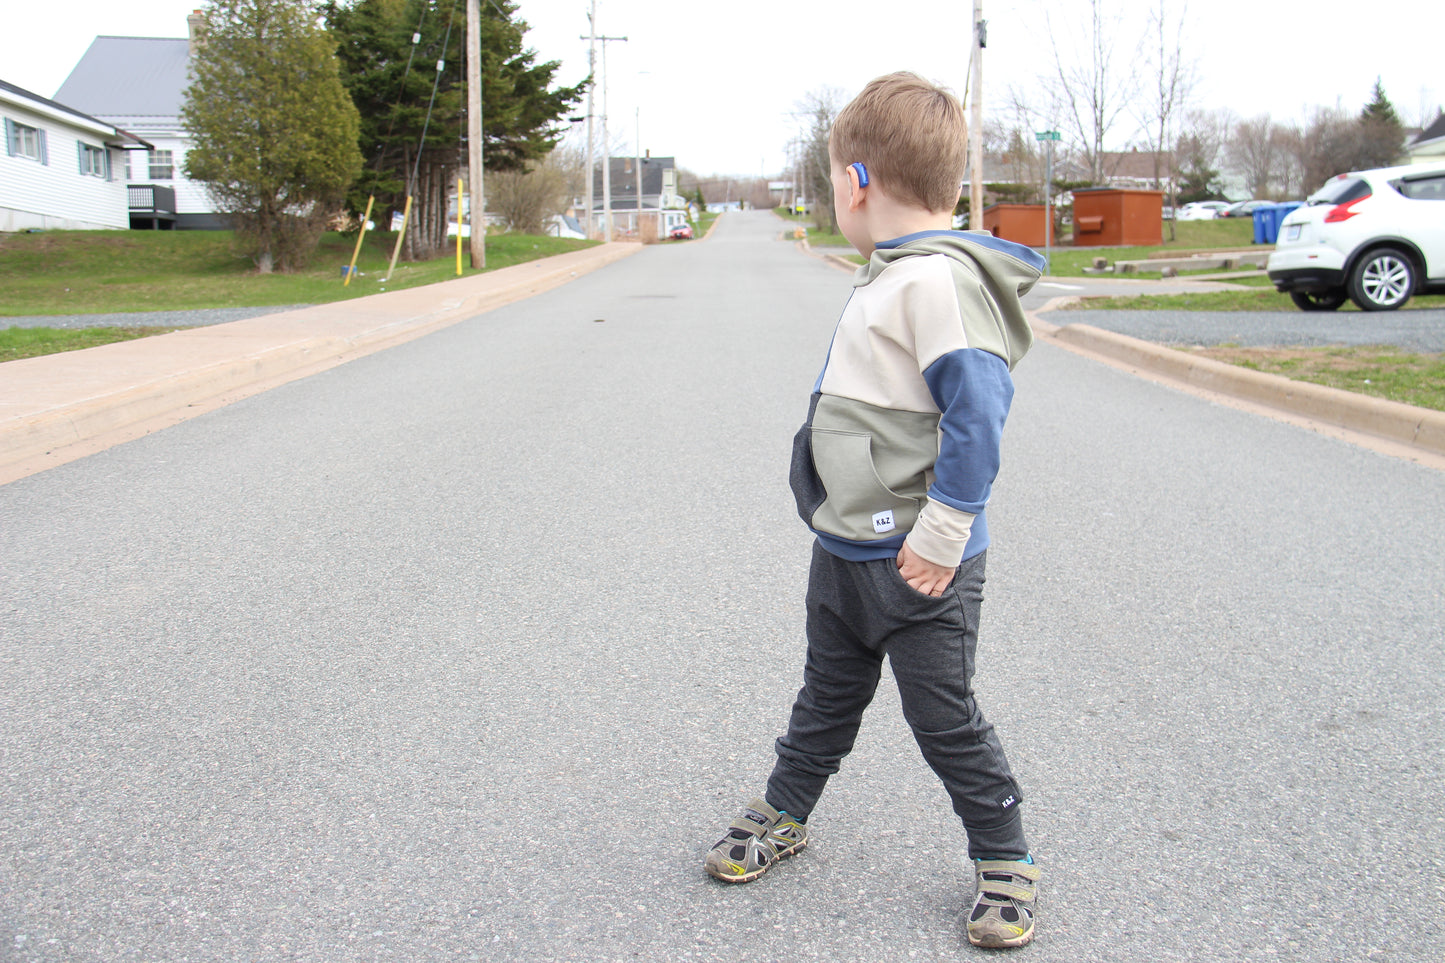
left=1253, top=202, right=1303, bottom=244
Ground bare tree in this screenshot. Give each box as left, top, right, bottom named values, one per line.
left=1228, top=114, right=1280, bottom=199
left=1132, top=0, right=1196, bottom=236
left=791, top=87, right=846, bottom=232
left=489, top=152, right=570, bottom=235
left=1042, top=0, right=1140, bottom=184
left=1175, top=107, right=1233, bottom=201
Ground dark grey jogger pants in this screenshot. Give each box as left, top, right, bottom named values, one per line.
left=765, top=542, right=1028, bottom=859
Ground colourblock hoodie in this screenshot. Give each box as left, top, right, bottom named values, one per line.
left=790, top=230, right=1044, bottom=567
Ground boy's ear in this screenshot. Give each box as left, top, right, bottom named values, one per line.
left=846, top=163, right=868, bottom=212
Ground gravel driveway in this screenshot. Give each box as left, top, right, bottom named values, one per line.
left=1042, top=305, right=1445, bottom=351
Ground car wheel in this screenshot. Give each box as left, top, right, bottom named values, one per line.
left=1289, top=290, right=1348, bottom=312
left=1348, top=248, right=1415, bottom=311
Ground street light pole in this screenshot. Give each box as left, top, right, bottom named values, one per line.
left=582, top=0, right=596, bottom=240
left=596, top=32, right=627, bottom=241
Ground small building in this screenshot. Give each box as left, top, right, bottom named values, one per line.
left=982, top=203, right=1050, bottom=248
left=54, top=12, right=225, bottom=229
left=1, top=79, right=150, bottom=231
left=1071, top=188, right=1164, bottom=247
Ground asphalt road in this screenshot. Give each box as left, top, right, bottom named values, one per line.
left=3, top=211, right=1443, bottom=962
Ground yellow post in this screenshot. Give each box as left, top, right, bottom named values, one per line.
left=456, top=177, right=464, bottom=276
left=344, top=195, right=375, bottom=287
left=385, top=195, right=413, bottom=282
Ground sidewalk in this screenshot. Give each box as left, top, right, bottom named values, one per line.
left=0, top=242, right=641, bottom=484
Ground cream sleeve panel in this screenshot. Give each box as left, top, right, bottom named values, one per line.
left=905, top=497, right=977, bottom=569
left=817, top=256, right=969, bottom=412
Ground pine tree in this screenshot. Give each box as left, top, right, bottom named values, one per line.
left=324, top=0, right=585, bottom=259
left=182, top=0, right=363, bottom=273
left=1356, top=78, right=1404, bottom=169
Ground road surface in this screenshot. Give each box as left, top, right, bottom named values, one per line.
left=3, top=211, right=1442, bottom=962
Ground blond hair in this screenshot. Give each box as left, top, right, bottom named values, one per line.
left=829, top=72, right=968, bottom=213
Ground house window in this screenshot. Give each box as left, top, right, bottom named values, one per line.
left=4, top=118, right=48, bottom=164
left=79, top=144, right=107, bottom=177
left=148, top=149, right=174, bottom=180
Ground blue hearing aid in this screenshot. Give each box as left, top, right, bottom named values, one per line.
left=850, top=162, right=869, bottom=187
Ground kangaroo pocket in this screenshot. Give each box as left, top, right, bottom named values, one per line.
left=808, top=428, right=922, bottom=541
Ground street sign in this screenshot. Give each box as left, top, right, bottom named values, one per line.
left=1035, top=130, right=1061, bottom=141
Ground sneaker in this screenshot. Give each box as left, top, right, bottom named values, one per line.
left=967, top=856, right=1040, bottom=948
left=704, top=798, right=809, bottom=883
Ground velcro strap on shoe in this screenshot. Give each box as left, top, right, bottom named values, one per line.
left=729, top=816, right=768, bottom=837
left=974, top=860, right=1040, bottom=902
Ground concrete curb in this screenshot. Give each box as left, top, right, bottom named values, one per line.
left=0, top=242, right=642, bottom=483
left=1030, top=300, right=1445, bottom=459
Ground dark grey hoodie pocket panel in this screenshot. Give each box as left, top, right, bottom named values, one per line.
left=790, top=420, right=826, bottom=523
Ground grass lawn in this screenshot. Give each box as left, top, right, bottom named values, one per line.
left=0, top=229, right=597, bottom=317
left=0, top=325, right=189, bottom=363
left=1189, top=344, right=1445, bottom=412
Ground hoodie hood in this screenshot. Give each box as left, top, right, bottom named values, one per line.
left=851, top=229, right=1043, bottom=369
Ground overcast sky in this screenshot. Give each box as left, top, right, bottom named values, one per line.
left=8, top=1, right=1439, bottom=178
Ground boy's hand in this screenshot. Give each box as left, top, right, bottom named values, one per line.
left=896, top=541, right=955, bottom=597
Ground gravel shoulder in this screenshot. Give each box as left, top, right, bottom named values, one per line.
left=1040, top=306, right=1445, bottom=351
left=1, top=306, right=311, bottom=330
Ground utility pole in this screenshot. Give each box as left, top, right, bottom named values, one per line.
left=969, top=0, right=985, bottom=230
left=466, top=0, right=484, bottom=267
left=635, top=106, right=643, bottom=238
left=596, top=32, right=627, bottom=241
left=582, top=1, right=596, bottom=241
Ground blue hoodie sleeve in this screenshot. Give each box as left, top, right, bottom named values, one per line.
left=920, top=347, right=1014, bottom=514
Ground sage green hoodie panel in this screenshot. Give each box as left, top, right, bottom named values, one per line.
left=854, top=232, right=1037, bottom=369
left=808, top=394, right=940, bottom=542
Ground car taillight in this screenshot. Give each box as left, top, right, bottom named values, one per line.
left=1324, top=192, right=1371, bottom=222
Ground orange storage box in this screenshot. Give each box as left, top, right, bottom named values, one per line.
left=982, top=203, right=1050, bottom=248
left=1070, top=188, right=1163, bottom=247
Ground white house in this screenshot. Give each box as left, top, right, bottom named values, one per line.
left=1, top=79, right=149, bottom=231
left=1406, top=114, right=1445, bottom=164
left=54, top=12, right=223, bottom=229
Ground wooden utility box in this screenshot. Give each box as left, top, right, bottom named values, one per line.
left=1070, top=188, right=1164, bottom=247
left=982, top=203, right=1049, bottom=248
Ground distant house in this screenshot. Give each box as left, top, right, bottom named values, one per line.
left=1406, top=114, right=1445, bottom=163
left=586, top=155, right=689, bottom=238
left=54, top=12, right=224, bottom=229
left=1, top=79, right=150, bottom=231
left=1096, top=150, right=1177, bottom=190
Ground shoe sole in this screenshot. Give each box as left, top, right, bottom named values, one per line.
left=705, top=839, right=807, bottom=884
left=967, top=924, right=1034, bottom=949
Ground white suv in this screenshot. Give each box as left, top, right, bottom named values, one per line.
left=1267, top=162, right=1445, bottom=311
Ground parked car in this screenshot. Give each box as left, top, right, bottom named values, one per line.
left=668, top=223, right=695, bottom=240
left=1267, top=162, right=1445, bottom=311
left=1176, top=201, right=1229, bottom=221
left=1217, top=199, right=1273, bottom=218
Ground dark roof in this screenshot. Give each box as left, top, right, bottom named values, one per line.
left=0, top=77, right=151, bottom=146
left=55, top=37, right=191, bottom=118
left=1411, top=113, right=1445, bottom=146
left=595, top=156, right=674, bottom=200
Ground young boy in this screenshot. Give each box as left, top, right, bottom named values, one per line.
left=704, top=73, right=1045, bottom=949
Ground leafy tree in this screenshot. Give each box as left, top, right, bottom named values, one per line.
left=324, top=0, right=585, bottom=259
left=182, top=0, right=363, bottom=273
